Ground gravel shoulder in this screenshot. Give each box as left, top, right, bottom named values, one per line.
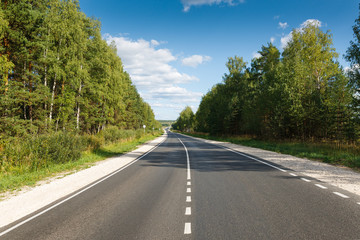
left=0, top=133, right=167, bottom=228
left=184, top=134, right=360, bottom=197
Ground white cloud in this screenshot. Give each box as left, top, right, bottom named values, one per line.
left=150, top=39, right=160, bottom=47
left=146, top=86, right=203, bottom=101
left=144, top=86, right=203, bottom=119
left=278, top=22, right=288, bottom=29
left=182, top=55, right=212, bottom=67
left=104, top=34, right=199, bottom=88
left=280, top=19, right=322, bottom=49
left=252, top=52, right=261, bottom=59
left=104, top=34, right=203, bottom=119
left=280, top=33, right=292, bottom=49
left=181, top=0, right=245, bottom=12
left=270, top=37, right=275, bottom=44
left=300, top=19, right=322, bottom=28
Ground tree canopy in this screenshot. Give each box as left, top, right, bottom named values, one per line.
left=0, top=0, right=160, bottom=138
left=182, top=22, right=357, bottom=141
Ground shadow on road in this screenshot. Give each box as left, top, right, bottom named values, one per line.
left=138, top=133, right=284, bottom=173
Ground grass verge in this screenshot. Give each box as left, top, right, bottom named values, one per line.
left=181, top=132, right=360, bottom=171
left=0, top=133, right=161, bottom=195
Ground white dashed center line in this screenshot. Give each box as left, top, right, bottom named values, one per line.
left=185, top=207, right=191, bottom=215
left=177, top=136, right=193, bottom=235
left=289, top=173, right=297, bottom=177
left=184, top=223, right=191, bottom=234
left=333, top=192, right=350, bottom=199
left=301, top=178, right=311, bottom=182
left=315, top=184, right=327, bottom=189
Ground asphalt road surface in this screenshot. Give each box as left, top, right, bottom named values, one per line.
left=1, top=131, right=360, bottom=239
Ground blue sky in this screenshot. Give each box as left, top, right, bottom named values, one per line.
left=79, top=0, right=358, bottom=120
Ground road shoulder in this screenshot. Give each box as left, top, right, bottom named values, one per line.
left=179, top=133, right=360, bottom=197
left=0, top=133, right=167, bottom=228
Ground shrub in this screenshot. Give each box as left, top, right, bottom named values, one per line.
left=83, top=134, right=104, bottom=151
left=0, top=132, right=86, bottom=172
left=98, top=126, right=137, bottom=143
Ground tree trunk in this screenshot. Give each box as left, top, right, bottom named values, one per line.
left=23, top=62, right=27, bottom=120
left=76, top=65, right=83, bottom=130
left=49, top=73, right=57, bottom=123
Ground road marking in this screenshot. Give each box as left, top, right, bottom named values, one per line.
left=184, top=223, right=191, bottom=234
left=289, top=173, right=297, bottom=177
left=0, top=135, right=168, bottom=237
left=315, top=184, right=327, bottom=189
left=301, top=178, right=311, bottom=182
left=357, top=202, right=360, bottom=205
left=221, top=147, right=287, bottom=172
left=187, top=181, right=191, bottom=186
left=185, top=207, right=191, bottom=215
left=186, top=196, right=191, bottom=202
left=333, top=192, right=350, bottom=199
left=178, top=138, right=191, bottom=180
left=187, top=188, right=191, bottom=193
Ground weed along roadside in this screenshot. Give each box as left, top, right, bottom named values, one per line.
left=0, top=128, right=163, bottom=196
left=179, top=132, right=360, bottom=172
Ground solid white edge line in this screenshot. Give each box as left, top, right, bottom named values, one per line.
left=0, top=134, right=167, bottom=237
left=177, top=132, right=287, bottom=173
left=333, top=192, right=350, bottom=199
left=315, top=184, right=327, bottom=189
left=185, top=207, right=191, bottom=215
left=186, top=196, right=191, bottom=202
left=222, top=146, right=287, bottom=173
left=301, top=178, right=311, bottom=182
left=184, top=222, right=191, bottom=234
left=177, top=137, right=191, bottom=180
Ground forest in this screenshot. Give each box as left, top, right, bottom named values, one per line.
left=174, top=14, right=360, bottom=143
left=0, top=0, right=161, bottom=180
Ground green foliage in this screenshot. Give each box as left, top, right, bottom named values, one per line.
left=0, top=0, right=160, bottom=136
left=172, top=106, right=195, bottom=132
left=345, top=3, right=360, bottom=138
left=0, top=0, right=162, bottom=191
left=0, top=132, right=85, bottom=173
left=192, top=22, right=355, bottom=142
left=99, top=126, right=136, bottom=144
left=0, top=132, right=161, bottom=192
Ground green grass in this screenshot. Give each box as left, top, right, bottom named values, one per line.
left=0, top=133, right=161, bottom=194
left=182, top=132, right=360, bottom=171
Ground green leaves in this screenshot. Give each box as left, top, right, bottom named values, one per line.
left=0, top=0, right=159, bottom=137
left=192, top=23, right=354, bottom=141
left=173, top=106, right=195, bottom=132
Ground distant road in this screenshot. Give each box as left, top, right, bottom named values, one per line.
left=1, top=131, right=360, bottom=239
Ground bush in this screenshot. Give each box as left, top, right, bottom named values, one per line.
left=0, top=132, right=86, bottom=172
left=98, top=126, right=137, bottom=143
left=83, top=134, right=104, bottom=151
left=135, top=129, right=144, bottom=139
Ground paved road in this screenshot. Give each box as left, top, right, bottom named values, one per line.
left=1, top=131, right=360, bottom=239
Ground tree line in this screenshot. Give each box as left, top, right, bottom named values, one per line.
left=174, top=12, right=360, bottom=141
left=0, top=0, right=160, bottom=139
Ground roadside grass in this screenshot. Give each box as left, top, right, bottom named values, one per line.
left=181, top=132, right=360, bottom=171
left=0, top=133, right=161, bottom=194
